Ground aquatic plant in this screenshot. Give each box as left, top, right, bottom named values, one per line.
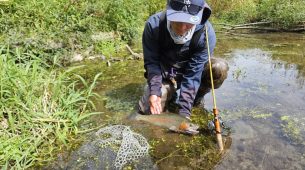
left=232, top=67, right=247, bottom=81
left=280, top=116, right=305, bottom=145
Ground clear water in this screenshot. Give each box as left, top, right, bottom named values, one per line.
left=206, top=33, right=305, bottom=170
left=54, top=32, right=305, bottom=170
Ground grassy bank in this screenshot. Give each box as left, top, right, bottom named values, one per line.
left=1, top=0, right=304, bottom=63
left=209, top=0, right=305, bottom=30
left=0, top=47, right=101, bottom=168
left=0, top=0, right=163, bottom=62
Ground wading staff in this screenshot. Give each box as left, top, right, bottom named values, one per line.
left=205, top=25, right=224, bottom=151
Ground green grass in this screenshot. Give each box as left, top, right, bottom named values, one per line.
left=208, top=0, right=305, bottom=29
left=0, top=0, right=161, bottom=62
left=1, top=0, right=303, bottom=67
left=0, top=46, right=101, bottom=168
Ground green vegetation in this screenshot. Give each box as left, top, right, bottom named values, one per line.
left=0, top=1, right=161, bottom=166
left=232, top=67, right=247, bottom=80
left=0, top=0, right=304, bottom=168
left=0, top=0, right=164, bottom=62
left=280, top=116, right=305, bottom=145
left=209, top=0, right=258, bottom=24
left=1, top=0, right=303, bottom=64
left=221, top=108, right=273, bottom=121
left=147, top=108, right=222, bottom=169
left=0, top=47, right=101, bottom=168
left=258, top=0, right=305, bottom=28
left=209, top=0, right=305, bottom=29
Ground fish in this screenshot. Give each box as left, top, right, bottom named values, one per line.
left=128, top=111, right=191, bottom=129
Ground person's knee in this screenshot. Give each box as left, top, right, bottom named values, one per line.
left=211, top=58, right=229, bottom=79
left=211, top=58, right=229, bottom=88
left=138, top=85, right=151, bottom=115
left=202, top=58, right=229, bottom=89
left=138, top=95, right=151, bottom=115
left=211, top=58, right=229, bottom=89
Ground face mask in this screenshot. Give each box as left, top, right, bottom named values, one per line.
left=167, top=20, right=196, bottom=44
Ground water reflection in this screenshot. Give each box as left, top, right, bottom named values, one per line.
left=206, top=33, right=305, bottom=170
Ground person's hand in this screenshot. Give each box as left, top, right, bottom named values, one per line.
left=149, top=95, right=162, bottom=114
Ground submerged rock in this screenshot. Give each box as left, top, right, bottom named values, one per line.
left=65, top=125, right=156, bottom=170
left=66, top=143, right=155, bottom=170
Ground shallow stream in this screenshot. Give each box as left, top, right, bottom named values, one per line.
left=52, top=32, right=305, bottom=170
left=211, top=33, right=305, bottom=170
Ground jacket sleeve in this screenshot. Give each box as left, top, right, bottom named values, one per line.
left=142, top=17, right=163, bottom=97
left=178, top=22, right=216, bottom=117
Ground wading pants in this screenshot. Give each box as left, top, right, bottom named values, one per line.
left=138, top=58, right=229, bottom=115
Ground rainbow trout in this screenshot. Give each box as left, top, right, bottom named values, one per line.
left=128, top=112, right=191, bottom=129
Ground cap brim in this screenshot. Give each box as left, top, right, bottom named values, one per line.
left=166, top=8, right=203, bottom=25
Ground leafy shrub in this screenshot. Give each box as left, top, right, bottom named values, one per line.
left=208, top=0, right=305, bottom=28
left=0, top=0, right=167, bottom=60
left=221, top=0, right=258, bottom=23
left=208, top=0, right=258, bottom=24
left=258, top=0, right=305, bottom=28
left=144, top=0, right=166, bottom=18
left=101, top=0, right=143, bottom=43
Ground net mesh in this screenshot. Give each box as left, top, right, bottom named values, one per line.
left=66, top=125, right=153, bottom=170
left=95, top=125, right=150, bottom=169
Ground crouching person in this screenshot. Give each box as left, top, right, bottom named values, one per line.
left=138, top=0, right=229, bottom=120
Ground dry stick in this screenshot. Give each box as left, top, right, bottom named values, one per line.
left=215, top=30, right=251, bottom=38
left=216, top=21, right=305, bottom=32
left=227, top=26, right=305, bottom=32
left=205, top=25, right=224, bottom=151
left=232, top=21, right=272, bottom=27
left=126, top=44, right=136, bottom=56
left=76, top=124, right=106, bottom=134
left=215, top=21, right=272, bottom=27
left=125, top=45, right=143, bottom=59
left=229, top=26, right=282, bottom=31
left=155, top=148, right=182, bottom=165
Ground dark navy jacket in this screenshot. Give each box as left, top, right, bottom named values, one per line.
left=142, top=8, right=216, bottom=117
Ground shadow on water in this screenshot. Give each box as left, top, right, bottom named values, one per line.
left=50, top=32, right=305, bottom=169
